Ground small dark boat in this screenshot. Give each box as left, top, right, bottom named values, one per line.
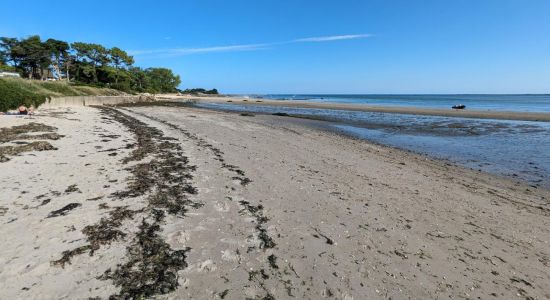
left=452, top=104, right=466, bottom=109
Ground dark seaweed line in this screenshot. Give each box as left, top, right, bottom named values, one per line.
left=0, top=122, right=58, bottom=143
left=118, top=108, right=253, bottom=183
left=118, top=109, right=276, bottom=241
left=0, top=123, right=60, bottom=162
left=52, top=106, right=202, bottom=300
left=119, top=108, right=298, bottom=299
left=118, top=109, right=278, bottom=251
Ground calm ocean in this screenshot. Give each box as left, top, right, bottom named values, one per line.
left=257, top=94, right=550, bottom=112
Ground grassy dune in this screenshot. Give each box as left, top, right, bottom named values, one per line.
left=0, top=77, right=126, bottom=111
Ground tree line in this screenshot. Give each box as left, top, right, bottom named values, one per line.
left=181, top=88, right=219, bottom=95
left=0, top=35, right=181, bottom=93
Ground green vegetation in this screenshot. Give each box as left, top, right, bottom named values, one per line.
left=0, top=35, right=182, bottom=96
left=182, top=88, right=219, bottom=95
left=0, top=77, right=124, bottom=111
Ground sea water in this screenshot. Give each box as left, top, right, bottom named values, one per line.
left=252, top=94, right=550, bottom=112
left=194, top=102, right=550, bottom=188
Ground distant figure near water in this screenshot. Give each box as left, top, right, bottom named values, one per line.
left=452, top=104, right=466, bottom=109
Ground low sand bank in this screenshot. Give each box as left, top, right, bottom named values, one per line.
left=1, top=105, right=549, bottom=299
left=165, top=94, right=550, bottom=122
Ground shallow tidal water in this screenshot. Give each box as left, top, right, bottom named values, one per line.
left=195, top=103, right=550, bottom=188
left=256, top=94, right=550, bottom=112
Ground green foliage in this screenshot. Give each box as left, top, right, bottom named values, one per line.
left=1, top=35, right=182, bottom=94
left=45, top=38, right=70, bottom=79
left=39, top=82, right=81, bottom=96
left=182, top=88, right=219, bottom=95
left=141, top=68, right=181, bottom=93
left=0, top=78, right=48, bottom=111
left=110, top=47, right=134, bottom=68
left=71, top=42, right=109, bottom=65
left=0, top=37, right=20, bottom=67
left=0, top=64, right=17, bottom=72
left=110, top=47, right=134, bottom=84
left=0, top=77, right=124, bottom=111
left=70, top=42, right=110, bottom=83
left=45, top=39, right=69, bottom=55
left=14, top=36, right=51, bottom=78
left=0, top=50, right=6, bottom=65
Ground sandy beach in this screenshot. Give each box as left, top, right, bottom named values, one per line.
left=165, top=94, right=550, bottom=122
left=1, top=104, right=549, bottom=299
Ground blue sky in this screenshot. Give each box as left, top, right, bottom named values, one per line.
left=1, top=0, right=549, bottom=94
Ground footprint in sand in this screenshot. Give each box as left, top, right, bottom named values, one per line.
left=199, top=260, right=217, bottom=272
left=221, top=249, right=241, bottom=263
left=214, top=200, right=230, bottom=212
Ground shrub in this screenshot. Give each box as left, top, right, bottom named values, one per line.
left=0, top=78, right=49, bottom=111
left=0, top=78, right=127, bottom=111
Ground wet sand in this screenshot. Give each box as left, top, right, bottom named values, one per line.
left=1, top=105, right=549, bottom=299
left=164, top=94, right=550, bottom=122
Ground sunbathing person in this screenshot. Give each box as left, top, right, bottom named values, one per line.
left=1, top=105, right=30, bottom=115
left=18, top=105, right=28, bottom=115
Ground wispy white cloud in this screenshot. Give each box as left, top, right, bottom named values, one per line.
left=131, top=34, right=371, bottom=58
left=129, top=43, right=267, bottom=56
left=293, top=34, right=373, bottom=43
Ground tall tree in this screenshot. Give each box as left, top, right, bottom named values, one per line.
left=15, top=36, right=50, bottom=79
left=144, top=68, right=181, bottom=93
left=110, top=47, right=134, bottom=83
left=128, top=67, right=148, bottom=91
left=2, top=35, right=183, bottom=93
left=45, top=38, right=69, bottom=80
left=62, top=51, right=74, bottom=81
left=70, top=42, right=87, bottom=81
left=0, top=50, right=16, bottom=72
left=0, top=37, right=20, bottom=68
left=0, top=49, right=6, bottom=65
left=71, top=42, right=109, bottom=83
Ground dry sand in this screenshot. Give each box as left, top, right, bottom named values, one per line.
left=0, top=105, right=549, bottom=299
left=165, top=94, right=550, bottom=122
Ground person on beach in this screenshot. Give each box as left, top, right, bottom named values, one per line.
left=18, top=105, right=28, bottom=115
left=0, top=104, right=31, bottom=115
